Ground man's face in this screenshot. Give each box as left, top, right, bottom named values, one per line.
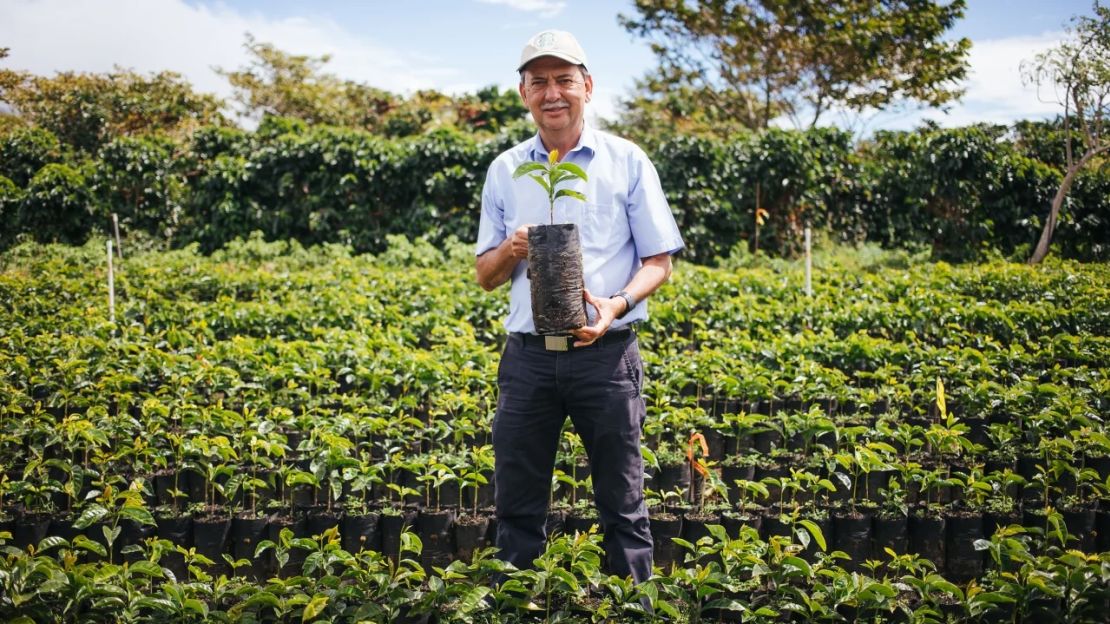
left=518, top=56, right=593, bottom=137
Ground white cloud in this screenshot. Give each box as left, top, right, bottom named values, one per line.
left=588, top=84, right=620, bottom=123
left=866, top=32, right=1066, bottom=132
left=475, top=0, right=566, bottom=19
left=0, top=0, right=461, bottom=102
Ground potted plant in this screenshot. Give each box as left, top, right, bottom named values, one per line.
left=513, top=148, right=589, bottom=334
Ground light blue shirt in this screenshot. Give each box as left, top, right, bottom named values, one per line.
left=476, top=125, right=684, bottom=333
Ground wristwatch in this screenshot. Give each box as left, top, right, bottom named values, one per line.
left=612, top=290, right=636, bottom=319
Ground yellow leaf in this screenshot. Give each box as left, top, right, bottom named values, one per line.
left=303, top=594, right=328, bottom=621
left=755, top=208, right=769, bottom=226
left=936, top=378, right=946, bottom=419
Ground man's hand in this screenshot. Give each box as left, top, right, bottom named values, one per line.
left=510, top=224, right=534, bottom=259
left=570, top=288, right=626, bottom=347
left=476, top=223, right=535, bottom=291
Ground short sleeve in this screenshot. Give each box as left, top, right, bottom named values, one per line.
left=626, top=148, right=684, bottom=259
left=475, top=162, right=508, bottom=256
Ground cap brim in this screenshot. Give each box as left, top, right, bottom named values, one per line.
left=517, top=52, right=587, bottom=72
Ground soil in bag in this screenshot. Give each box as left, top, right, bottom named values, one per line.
left=342, top=511, right=382, bottom=554
left=528, top=224, right=586, bottom=334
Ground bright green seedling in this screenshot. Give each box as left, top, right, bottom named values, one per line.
left=512, top=148, right=588, bottom=224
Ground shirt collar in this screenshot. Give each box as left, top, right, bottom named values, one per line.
left=529, top=123, right=597, bottom=161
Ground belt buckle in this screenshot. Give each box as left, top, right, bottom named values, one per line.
left=544, top=335, right=570, bottom=352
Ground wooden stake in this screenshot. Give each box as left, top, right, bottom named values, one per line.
left=752, top=182, right=761, bottom=254
left=107, top=240, right=115, bottom=324
left=804, top=226, right=812, bottom=297
left=112, top=213, right=122, bottom=259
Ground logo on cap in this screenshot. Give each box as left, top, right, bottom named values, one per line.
left=533, top=32, right=556, bottom=50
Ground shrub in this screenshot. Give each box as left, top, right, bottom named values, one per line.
left=17, top=163, right=99, bottom=244
left=0, top=126, right=67, bottom=187
left=91, top=134, right=184, bottom=241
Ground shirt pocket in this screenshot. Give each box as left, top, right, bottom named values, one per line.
left=581, top=200, right=628, bottom=251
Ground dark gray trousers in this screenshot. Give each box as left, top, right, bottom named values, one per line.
left=492, top=331, right=653, bottom=582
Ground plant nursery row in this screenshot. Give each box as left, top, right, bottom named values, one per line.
left=0, top=237, right=1107, bottom=622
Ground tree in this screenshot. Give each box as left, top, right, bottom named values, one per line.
left=607, top=71, right=771, bottom=143
left=0, top=64, right=225, bottom=153
left=453, top=85, right=529, bottom=134
left=218, top=33, right=402, bottom=131
left=1023, top=2, right=1110, bottom=264
left=619, top=0, right=971, bottom=130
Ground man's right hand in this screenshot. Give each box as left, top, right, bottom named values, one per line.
left=510, top=224, right=534, bottom=259
left=477, top=223, right=536, bottom=291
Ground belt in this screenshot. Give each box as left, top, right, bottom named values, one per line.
left=512, top=328, right=635, bottom=352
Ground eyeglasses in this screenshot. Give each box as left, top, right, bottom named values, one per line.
left=524, top=76, right=584, bottom=95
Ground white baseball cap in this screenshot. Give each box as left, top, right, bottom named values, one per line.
left=518, top=30, right=588, bottom=72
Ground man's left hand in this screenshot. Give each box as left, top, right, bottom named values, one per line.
left=570, top=288, right=625, bottom=347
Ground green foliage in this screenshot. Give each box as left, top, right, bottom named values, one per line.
left=217, top=33, right=400, bottom=130
left=1, top=35, right=1107, bottom=262
left=0, top=240, right=1108, bottom=620
left=606, top=77, right=768, bottom=143
left=620, top=0, right=971, bottom=130
left=173, top=123, right=502, bottom=254
left=652, top=127, right=867, bottom=262
left=0, top=175, right=21, bottom=248
left=0, top=126, right=66, bottom=187
left=454, top=85, right=529, bottom=134
left=17, top=163, right=97, bottom=244
left=1012, top=118, right=1087, bottom=169
left=1060, top=167, right=1110, bottom=260
left=1021, top=1, right=1110, bottom=263
left=0, top=67, right=224, bottom=153
left=90, top=134, right=183, bottom=240
left=512, top=147, right=589, bottom=225
left=217, top=34, right=523, bottom=140
left=863, top=124, right=1063, bottom=261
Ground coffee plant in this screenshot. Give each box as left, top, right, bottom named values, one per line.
left=0, top=236, right=1108, bottom=622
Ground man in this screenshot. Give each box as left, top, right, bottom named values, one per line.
left=474, top=29, right=684, bottom=584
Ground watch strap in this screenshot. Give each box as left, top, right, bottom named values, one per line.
left=613, top=290, right=636, bottom=319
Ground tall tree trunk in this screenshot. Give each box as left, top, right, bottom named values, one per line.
left=1029, top=146, right=1107, bottom=264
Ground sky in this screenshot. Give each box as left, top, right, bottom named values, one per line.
left=0, top=0, right=1099, bottom=132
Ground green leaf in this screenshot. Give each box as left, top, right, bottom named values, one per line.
left=72, top=534, right=107, bottom=557
left=512, top=162, right=547, bottom=179
left=782, top=555, right=812, bottom=576
left=183, top=598, right=209, bottom=617
left=554, top=189, right=586, bottom=203
left=119, top=506, right=156, bottom=526
left=246, top=592, right=281, bottom=609
left=927, top=576, right=964, bottom=600
left=671, top=537, right=695, bottom=552
left=303, top=594, right=328, bottom=621
left=707, top=524, right=728, bottom=542
left=73, top=504, right=109, bottom=529
left=528, top=174, right=551, bottom=193
left=973, top=592, right=1016, bottom=605
left=400, top=531, right=423, bottom=556
left=102, top=524, right=122, bottom=546
left=458, top=586, right=491, bottom=613
left=554, top=161, right=588, bottom=180
left=36, top=536, right=69, bottom=552
left=864, top=582, right=897, bottom=598
left=128, top=561, right=164, bottom=577
left=551, top=568, right=579, bottom=591
left=798, top=519, right=826, bottom=551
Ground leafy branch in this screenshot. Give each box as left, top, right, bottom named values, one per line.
left=512, top=148, right=588, bottom=225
